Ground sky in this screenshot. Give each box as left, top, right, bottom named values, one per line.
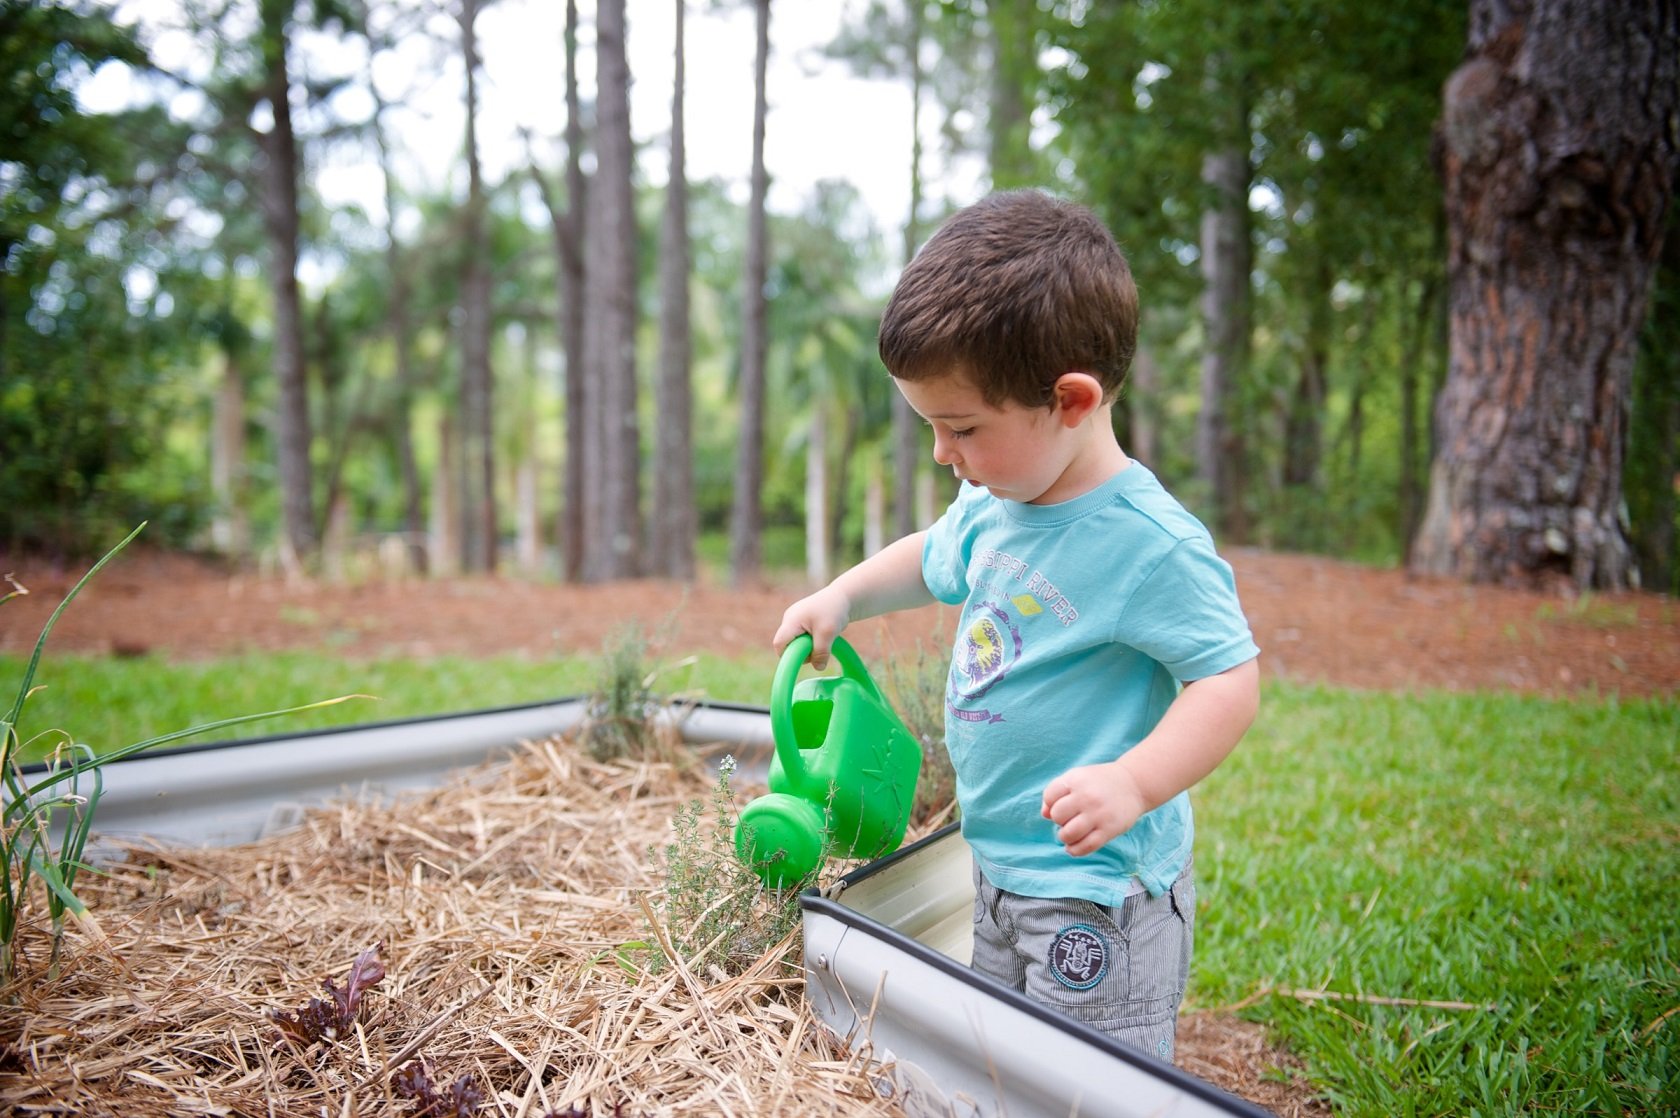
left=87, top=0, right=986, bottom=245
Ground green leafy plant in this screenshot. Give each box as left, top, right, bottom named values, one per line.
left=882, top=640, right=958, bottom=828
left=0, top=525, right=365, bottom=982
left=581, top=626, right=671, bottom=763
left=646, top=756, right=808, bottom=976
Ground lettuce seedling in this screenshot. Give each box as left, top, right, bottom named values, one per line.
left=393, top=1060, right=485, bottom=1117
left=270, top=944, right=386, bottom=1048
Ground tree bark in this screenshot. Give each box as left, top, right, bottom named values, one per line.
left=209, top=349, right=248, bottom=557
left=558, top=0, right=587, bottom=581
left=370, top=73, right=426, bottom=575
left=458, top=0, right=496, bottom=573
left=729, top=0, right=771, bottom=583
left=582, top=0, right=640, bottom=582
left=653, top=0, right=695, bottom=580
left=1412, top=0, right=1678, bottom=588
left=892, top=0, right=924, bottom=539
left=1196, top=136, right=1252, bottom=543
left=257, top=0, right=314, bottom=571
left=1627, top=182, right=1680, bottom=593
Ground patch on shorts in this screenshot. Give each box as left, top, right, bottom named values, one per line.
left=1048, top=923, right=1109, bottom=991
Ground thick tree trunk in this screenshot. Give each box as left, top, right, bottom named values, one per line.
left=729, top=0, right=771, bottom=583
left=653, top=0, right=695, bottom=580
left=582, top=0, right=640, bottom=582
left=1412, top=0, right=1678, bottom=588
left=459, top=0, right=496, bottom=573
left=1197, top=139, right=1252, bottom=543
left=257, top=0, right=313, bottom=571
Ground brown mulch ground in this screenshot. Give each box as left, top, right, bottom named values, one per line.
left=2, top=545, right=1677, bottom=1117
left=3, top=545, right=1675, bottom=699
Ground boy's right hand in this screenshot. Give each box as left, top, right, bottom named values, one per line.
left=772, top=587, right=851, bottom=670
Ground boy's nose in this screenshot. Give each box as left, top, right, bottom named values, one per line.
left=931, top=431, right=959, bottom=466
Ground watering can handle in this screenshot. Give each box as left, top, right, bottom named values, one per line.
left=770, top=633, right=880, bottom=784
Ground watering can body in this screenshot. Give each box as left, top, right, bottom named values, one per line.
left=735, top=634, right=922, bottom=889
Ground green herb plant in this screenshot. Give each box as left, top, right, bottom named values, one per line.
left=882, top=640, right=957, bottom=829
left=581, top=623, right=697, bottom=764
left=0, top=525, right=365, bottom=983
left=645, top=755, right=811, bottom=977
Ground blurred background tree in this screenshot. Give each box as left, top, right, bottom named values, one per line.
left=2, top=0, right=1674, bottom=593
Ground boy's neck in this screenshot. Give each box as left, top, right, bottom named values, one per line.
left=1033, top=411, right=1132, bottom=505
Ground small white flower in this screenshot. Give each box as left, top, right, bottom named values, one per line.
left=719, top=754, right=737, bottom=777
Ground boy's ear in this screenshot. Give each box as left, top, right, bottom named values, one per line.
left=1051, top=372, right=1106, bottom=427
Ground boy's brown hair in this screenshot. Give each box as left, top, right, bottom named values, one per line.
left=878, top=189, right=1138, bottom=409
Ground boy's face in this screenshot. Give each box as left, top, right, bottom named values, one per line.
left=894, top=369, right=1079, bottom=505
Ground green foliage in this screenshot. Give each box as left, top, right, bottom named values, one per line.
left=0, top=650, right=774, bottom=766
left=1194, top=683, right=1680, bottom=1115
left=581, top=626, right=663, bottom=763
left=0, top=526, right=361, bottom=980
left=0, top=1, right=219, bottom=553
left=647, top=756, right=804, bottom=976
left=881, top=638, right=958, bottom=828
left=1046, top=0, right=1464, bottom=560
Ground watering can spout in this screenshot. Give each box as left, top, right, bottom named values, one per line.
left=734, top=633, right=923, bottom=888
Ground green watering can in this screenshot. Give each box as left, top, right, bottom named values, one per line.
left=734, top=633, right=922, bottom=889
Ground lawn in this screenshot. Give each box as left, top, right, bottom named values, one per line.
left=4, top=648, right=1676, bottom=1115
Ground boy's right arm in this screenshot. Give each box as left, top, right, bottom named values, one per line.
left=773, top=531, right=935, bottom=669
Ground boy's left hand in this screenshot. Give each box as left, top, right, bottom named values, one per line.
left=1041, top=761, right=1148, bottom=857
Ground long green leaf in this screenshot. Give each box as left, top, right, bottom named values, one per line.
left=3, top=523, right=145, bottom=736
left=7, top=694, right=372, bottom=812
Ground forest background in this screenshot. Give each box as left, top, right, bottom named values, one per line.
left=2, top=0, right=1677, bottom=595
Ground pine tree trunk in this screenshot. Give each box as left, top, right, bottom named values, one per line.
left=653, top=0, right=695, bottom=580
left=892, top=0, right=924, bottom=539
left=583, top=0, right=641, bottom=582
left=559, top=0, right=587, bottom=581
left=210, top=351, right=248, bottom=557
left=257, top=0, right=313, bottom=571
left=1412, top=0, right=1678, bottom=588
left=459, top=0, right=496, bottom=573
left=729, top=0, right=771, bottom=583
left=1196, top=139, right=1252, bottom=543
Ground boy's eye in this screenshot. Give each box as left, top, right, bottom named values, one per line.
left=949, top=427, right=975, bottom=439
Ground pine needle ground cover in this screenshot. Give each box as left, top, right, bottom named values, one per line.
left=0, top=735, right=902, bottom=1116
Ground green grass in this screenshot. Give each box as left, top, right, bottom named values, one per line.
left=1, top=650, right=775, bottom=764
left=6, top=645, right=1676, bottom=1114
left=1194, top=683, right=1680, bottom=1116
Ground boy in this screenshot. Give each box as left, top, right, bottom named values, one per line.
left=772, top=189, right=1260, bottom=1063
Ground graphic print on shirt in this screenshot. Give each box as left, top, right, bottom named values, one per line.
left=948, top=600, right=1020, bottom=724
left=949, top=556, right=1083, bottom=726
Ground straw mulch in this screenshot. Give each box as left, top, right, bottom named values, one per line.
left=0, top=734, right=905, bottom=1117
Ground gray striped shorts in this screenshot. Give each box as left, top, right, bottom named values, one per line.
left=968, top=860, right=1195, bottom=1064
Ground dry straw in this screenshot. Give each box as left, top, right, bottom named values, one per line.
left=0, top=733, right=907, bottom=1116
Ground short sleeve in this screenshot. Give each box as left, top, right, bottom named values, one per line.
left=921, top=490, right=981, bottom=606
left=1115, top=537, right=1259, bottom=682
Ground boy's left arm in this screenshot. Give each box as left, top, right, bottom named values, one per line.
left=1041, top=656, right=1260, bottom=858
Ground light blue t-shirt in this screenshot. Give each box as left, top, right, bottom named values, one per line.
left=922, top=463, right=1259, bottom=903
